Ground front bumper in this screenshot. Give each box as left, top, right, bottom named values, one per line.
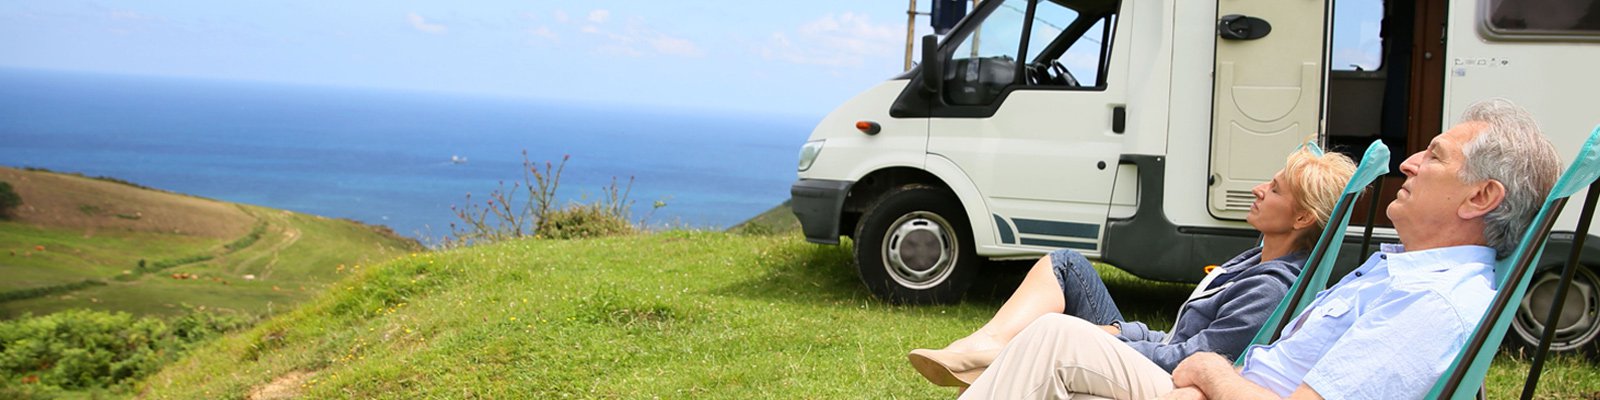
left=790, top=179, right=853, bottom=245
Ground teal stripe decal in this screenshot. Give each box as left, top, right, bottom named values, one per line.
left=993, top=214, right=1016, bottom=244
left=1012, top=218, right=1099, bottom=239
left=1020, top=238, right=1096, bottom=250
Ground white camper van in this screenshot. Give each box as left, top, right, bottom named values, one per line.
left=791, top=0, right=1600, bottom=353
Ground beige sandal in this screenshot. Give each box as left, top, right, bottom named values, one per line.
left=907, top=348, right=999, bottom=387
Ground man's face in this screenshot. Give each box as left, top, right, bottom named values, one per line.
left=1387, top=122, right=1485, bottom=232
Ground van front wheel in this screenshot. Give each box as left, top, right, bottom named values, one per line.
left=853, top=185, right=978, bottom=304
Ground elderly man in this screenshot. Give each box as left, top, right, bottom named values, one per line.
left=958, top=98, right=1562, bottom=400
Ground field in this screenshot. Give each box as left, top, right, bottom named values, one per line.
left=137, top=230, right=1600, bottom=399
left=0, top=167, right=422, bottom=319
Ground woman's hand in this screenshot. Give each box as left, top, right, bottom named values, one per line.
left=1099, top=324, right=1121, bottom=336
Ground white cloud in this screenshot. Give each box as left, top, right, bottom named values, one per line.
left=554, top=10, right=570, bottom=23
left=762, top=12, right=901, bottom=68
left=108, top=10, right=160, bottom=21
left=576, top=14, right=703, bottom=58
left=529, top=26, right=558, bottom=43
left=407, top=12, right=447, bottom=34
left=649, top=35, right=703, bottom=57
left=588, top=9, right=610, bottom=23
left=596, top=44, right=644, bottom=58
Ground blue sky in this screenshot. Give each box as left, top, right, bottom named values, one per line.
left=0, top=1, right=1384, bottom=116
left=0, top=1, right=943, bottom=116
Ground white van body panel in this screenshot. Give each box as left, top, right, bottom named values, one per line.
left=1443, top=4, right=1600, bottom=233
left=1164, top=0, right=1252, bottom=231
left=799, top=81, right=927, bottom=181
left=1121, top=0, right=1173, bottom=158
left=923, top=154, right=1008, bottom=256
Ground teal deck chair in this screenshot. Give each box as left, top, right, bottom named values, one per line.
left=1234, top=140, right=1392, bottom=363
left=1427, top=125, right=1600, bottom=399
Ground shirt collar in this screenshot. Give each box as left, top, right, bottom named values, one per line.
left=1384, top=244, right=1497, bottom=275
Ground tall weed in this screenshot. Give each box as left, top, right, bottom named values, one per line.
left=446, top=153, right=661, bottom=247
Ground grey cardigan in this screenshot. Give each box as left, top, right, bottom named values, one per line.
left=1114, top=247, right=1305, bottom=372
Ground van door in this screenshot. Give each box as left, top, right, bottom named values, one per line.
left=1208, top=0, right=1330, bottom=219
left=926, top=0, right=1127, bottom=255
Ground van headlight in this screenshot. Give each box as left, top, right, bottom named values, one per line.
left=798, top=140, right=825, bottom=171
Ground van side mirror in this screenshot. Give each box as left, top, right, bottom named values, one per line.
left=919, top=34, right=942, bottom=96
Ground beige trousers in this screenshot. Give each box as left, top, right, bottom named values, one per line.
left=958, top=314, right=1176, bottom=400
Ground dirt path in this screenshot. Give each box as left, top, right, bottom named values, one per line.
left=247, top=370, right=315, bottom=400
left=246, top=211, right=302, bottom=280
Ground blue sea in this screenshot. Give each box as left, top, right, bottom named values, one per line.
left=0, top=68, right=819, bottom=241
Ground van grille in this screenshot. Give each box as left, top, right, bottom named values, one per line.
left=1223, top=190, right=1253, bottom=211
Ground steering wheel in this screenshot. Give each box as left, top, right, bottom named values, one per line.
left=1049, top=60, right=1081, bottom=87
left=1025, top=62, right=1051, bottom=85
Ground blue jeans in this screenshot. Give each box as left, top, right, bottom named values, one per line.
left=1049, top=249, right=1125, bottom=325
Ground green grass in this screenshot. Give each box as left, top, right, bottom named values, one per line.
left=136, top=232, right=1600, bottom=399
left=0, top=206, right=419, bottom=319
left=727, top=200, right=802, bottom=236
left=0, top=221, right=215, bottom=291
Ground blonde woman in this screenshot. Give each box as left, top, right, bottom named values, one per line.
left=909, top=146, right=1357, bottom=388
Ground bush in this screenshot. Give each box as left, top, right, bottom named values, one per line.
left=223, top=222, right=266, bottom=252
left=538, top=203, right=634, bottom=240
left=448, top=153, right=660, bottom=246
left=0, top=280, right=107, bottom=303
left=0, top=309, right=251, bottom=393
left=0, top=181, right=20, bottom=219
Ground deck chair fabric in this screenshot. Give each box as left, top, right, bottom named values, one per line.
left=1426, top=125, right=1600, bottom=399
left=1235, top=140, right=1391, bottom=365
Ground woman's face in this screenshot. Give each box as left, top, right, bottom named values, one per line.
left=1247, top=169, right=1308, bottom=235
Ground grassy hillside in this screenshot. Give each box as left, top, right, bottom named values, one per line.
left=0, top=167, right=422, bottom=319
left=137, top=231, right=1599, bottom=399
left=726, top=200, right=800, bottom=235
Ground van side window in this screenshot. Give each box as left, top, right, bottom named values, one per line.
left=943, top=0, right=1120, bottom=106
left=1485, top=0, right=1600, bottom=37
left=944, top=0, right=1028, bottom=106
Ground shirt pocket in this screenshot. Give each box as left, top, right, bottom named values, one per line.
left=1313, top=299, right=1352, bottom=318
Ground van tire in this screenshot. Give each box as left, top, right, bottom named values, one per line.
left=1507, top=264, right=1600, bottom=358
left=853, top=185, right=978, bottom=304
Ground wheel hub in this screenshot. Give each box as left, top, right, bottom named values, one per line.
left=1513, top=266, right=1600, bottom=352
left=883, top=212, right=957, bottom=290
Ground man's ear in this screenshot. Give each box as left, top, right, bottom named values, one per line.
left=1459, top=179, right=1506, bottom=220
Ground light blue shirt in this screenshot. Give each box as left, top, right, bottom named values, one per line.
left=1237, top=244, right=1497, bottom=399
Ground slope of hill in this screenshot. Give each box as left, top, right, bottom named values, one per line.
left=0, top=167, right=422, bottom=319
left=135, top=230, right=1600, bottom=399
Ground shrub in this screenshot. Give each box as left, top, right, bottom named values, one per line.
left=538, top=203, right=634, bottom=240
left=223, top=222, right=266, bottom=252
left=0, top=181, right=20, bottom=219
left=0, top=309, right=251, bottom=393
left=145, top=254, right=214, bottom=271
left=0, top=280, right=107, bottom=303
left=448, top=153, right=660, bottom=246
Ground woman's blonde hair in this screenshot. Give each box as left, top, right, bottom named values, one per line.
left=1278, top=146, right=1358, bottom=251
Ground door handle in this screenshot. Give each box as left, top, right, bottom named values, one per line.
left=1218, top=14, right=1272, bottom=40
left=1112, top=106, right=1126, bottom=134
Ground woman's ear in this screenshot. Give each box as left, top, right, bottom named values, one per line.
left=1293, top=210, right=1317, bottom=231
